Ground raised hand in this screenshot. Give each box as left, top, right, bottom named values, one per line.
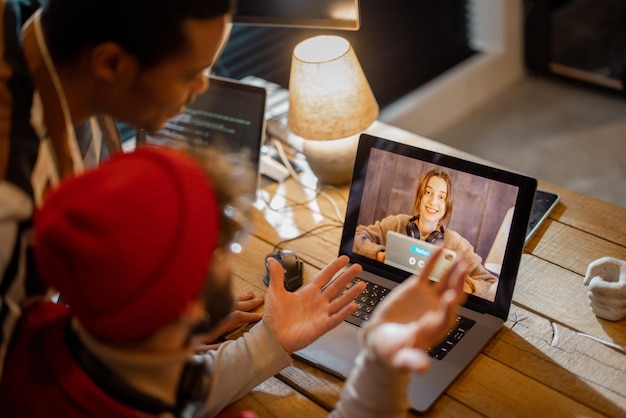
left=363, top=249, right=467, bottom=373
left=195, top=291, right=264, bottom=351
left=263, top=255, right=366, bottom=354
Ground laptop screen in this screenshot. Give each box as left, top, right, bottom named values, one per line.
left=144, top=76, right=267, bottom=200
left=339, top=134, right=537, bottom=319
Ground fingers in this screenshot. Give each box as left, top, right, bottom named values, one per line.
left=232, top=295, right=264, bottom=312
left=206, top=310, right=263, bottom=341
left=310, top=257, right=365, bottom=316
left=416, top=248, right=445, bottom=288
left=229, top=310, right=263, bottom=324
left=196, top=313, right=255, bottom=345
left=266, top=257, right=286, bottom=293
left=434, top=256, right=468, bottom=301
left=583, top=257, right=626, bottom=321
left=325, top=301, right=360, bottom=331
left=393, top=248, right=460, bottom=299
left=588, top=275, right=626, bottom=296
left=309, top=255, right=352, bottom=290
left=267, top=254, right=364, bottom=304
left=589, top=300, right=623, bottom=322
left=587, top=275, right=626, bottom=321
left=450, top=259, right=469, bottom=302
left=195, top=342, right=222, bottom=353
left=391, top=347, right=432, bottom=373
left=328, top=282, right=365, bottom=316
left=584, top=257, right=622, bottom=285
left=322, top=262, right=363, bottom=299
left=439, top=289, right=463, bottom=331
left=303, top=255, right=364, bottom=300
left=234, top=291, right=256, bottom=302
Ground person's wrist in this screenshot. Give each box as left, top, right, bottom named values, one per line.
left=360, top=322, right=388, bottom=365
left=258, top=319, right=292, bottom=355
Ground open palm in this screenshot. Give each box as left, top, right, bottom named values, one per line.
left=263, top=255, right=366, bottom=354
left=364, top=250, right=468, bottom=373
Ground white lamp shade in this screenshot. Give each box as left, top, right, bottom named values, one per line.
left=288, top=35, right=379, bottom=140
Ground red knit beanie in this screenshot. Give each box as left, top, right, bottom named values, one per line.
left=34, top=146, right=221, bottom=344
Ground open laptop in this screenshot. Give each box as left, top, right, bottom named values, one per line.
left=294, top=133, right=537, bottom=412
left=143, top=75, right=267, bottom=199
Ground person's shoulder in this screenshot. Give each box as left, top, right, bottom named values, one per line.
left=443, top=228, right=471, bottom=247
left=1, top=302, right=69, bottom=382
left=381, top=213, right=411, bottom=225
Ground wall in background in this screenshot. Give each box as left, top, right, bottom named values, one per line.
left=524, top=0, right=626, bottom=97
left=379, top=0, right=525, bottom=138
left=215, top=0, right=475, bottom=109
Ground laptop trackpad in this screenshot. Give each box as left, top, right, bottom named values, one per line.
left=408, top=358, right=461, bottom=412
left=294, top=322, right=360, bottom=379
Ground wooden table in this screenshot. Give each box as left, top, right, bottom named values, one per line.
left=220, top=122, right=626, bottom=417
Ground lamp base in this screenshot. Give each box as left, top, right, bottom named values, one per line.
left=302, top=134, right=359, bottom=186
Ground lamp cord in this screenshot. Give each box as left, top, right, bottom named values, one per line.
left=270, top=138, right=345, bottom=224
left=271, top=223, right=343, bottom=253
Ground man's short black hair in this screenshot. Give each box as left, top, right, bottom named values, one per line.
left=40, top=0, right=234, bottom=69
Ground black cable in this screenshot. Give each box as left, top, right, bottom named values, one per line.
left=272, top=223, right=343, bottom=253
left=258, top=188, right=325, bottom=214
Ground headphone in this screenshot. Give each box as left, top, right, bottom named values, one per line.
left=66, top=323, right=211, bottom=417
left=406, top=216, right=445, bottom=244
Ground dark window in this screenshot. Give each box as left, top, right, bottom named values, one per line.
left=215, top=1, right=475, bottom=109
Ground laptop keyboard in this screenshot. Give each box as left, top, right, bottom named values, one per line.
left=344, top=277, right=476, bottom=360
left=346, top=277, right=390, bottom=323
left=427, top=315, right=476, bottom=360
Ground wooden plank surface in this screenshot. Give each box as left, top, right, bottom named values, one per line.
left=277, top=362, right=483, bottom=418
left=221, top=125, right=626, bottom=417
left=220, top=376, right=329, bottom=418
left=269, top=301, right=626, bottom=417
left=488, top=305, right=626, bottom=417
left=514, top=254, right=626, bottom=344
left=538, top=180, right=626, bottom=247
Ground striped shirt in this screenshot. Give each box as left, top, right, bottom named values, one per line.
left=0, top=1, right=121, bottom=378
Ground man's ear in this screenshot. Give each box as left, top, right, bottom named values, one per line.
left=89, top=42, right=137, bottom=83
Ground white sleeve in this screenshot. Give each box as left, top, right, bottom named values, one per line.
left=200, top=320, right=292, bottom=416
left=330, top=346, right=412, bottom=418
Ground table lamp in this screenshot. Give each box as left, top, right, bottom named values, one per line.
left=288, top=35, right=378, bottom=185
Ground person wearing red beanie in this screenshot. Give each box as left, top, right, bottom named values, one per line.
left=0, top=145, right=468, bottom=417
left=0, top=145, right=359, bottom=416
